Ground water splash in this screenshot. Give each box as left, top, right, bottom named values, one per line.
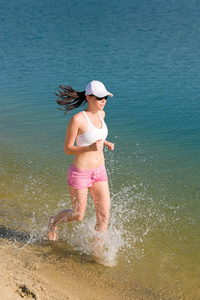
left=55, top=212, right=124, bottom=267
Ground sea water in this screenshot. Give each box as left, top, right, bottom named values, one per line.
left=0, top=0, right=200, bottom=298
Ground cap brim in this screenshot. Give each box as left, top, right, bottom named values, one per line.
left=95, top=91, right=113, bottom=97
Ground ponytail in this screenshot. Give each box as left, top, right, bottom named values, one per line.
left=56, top=85, right=87, bottom=114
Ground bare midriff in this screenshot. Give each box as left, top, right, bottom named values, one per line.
left=73, top=149, right=105, bottom=170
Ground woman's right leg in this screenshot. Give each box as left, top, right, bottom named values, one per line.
left=47, top=185, right=88, bottom=240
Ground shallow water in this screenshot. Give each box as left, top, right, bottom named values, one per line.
left=1, top=0, right=200, bottom=298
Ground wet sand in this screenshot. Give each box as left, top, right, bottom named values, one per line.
left=0, top=225, right=186, bottom=300
left=0, top=237, right=136, bottom=300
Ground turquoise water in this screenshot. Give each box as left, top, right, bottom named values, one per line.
left=1, top=0, right=200, bottom=298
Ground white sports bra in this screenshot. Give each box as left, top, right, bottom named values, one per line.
left=76, top=111, right=108, bottom=147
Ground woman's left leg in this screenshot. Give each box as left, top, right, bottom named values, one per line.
left=89, top=181, right=111, bottom=258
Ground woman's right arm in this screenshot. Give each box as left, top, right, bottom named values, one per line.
left=64, top=115, right=103, bottom=155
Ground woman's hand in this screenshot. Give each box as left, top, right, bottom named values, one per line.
left=104, top=140, right=114, bottom=151
left=89, top=140, right=104, bottom=151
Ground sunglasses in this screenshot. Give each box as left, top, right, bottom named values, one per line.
left=90, top=94, right=108, bottom=101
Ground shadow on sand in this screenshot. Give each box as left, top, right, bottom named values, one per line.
left=0, top=225, right=31, bottom=243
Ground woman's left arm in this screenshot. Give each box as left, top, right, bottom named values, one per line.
left=100, top=111, right=114, bottom=151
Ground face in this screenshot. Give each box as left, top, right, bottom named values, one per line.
left=87, top=95, right=108, bottom=110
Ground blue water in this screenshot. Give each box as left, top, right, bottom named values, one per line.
left=1, top=0, right=200, bottom=298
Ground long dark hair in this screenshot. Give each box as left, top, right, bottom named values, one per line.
left=56, top=85, right=87, bottom=114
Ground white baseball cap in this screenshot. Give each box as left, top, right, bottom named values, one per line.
left=85, top=80, right=113, bottom=98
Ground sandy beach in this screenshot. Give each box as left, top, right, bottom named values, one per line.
left=0, top=224, right=187, bottom=300
left=0, top=227, right=192, bottom=300
left=0, top=240, right=117, bottom=300
left=0, top=234, right=141, bottom=300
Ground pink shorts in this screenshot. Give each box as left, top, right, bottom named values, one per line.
left=67, top=164, right=108, bottom=190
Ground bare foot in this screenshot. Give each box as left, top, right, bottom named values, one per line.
left=47, top=216, right=57, bottom=241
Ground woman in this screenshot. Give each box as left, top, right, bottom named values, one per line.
left=47, top=80, right=114, bottom=260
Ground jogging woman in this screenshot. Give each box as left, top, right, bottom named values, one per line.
left=47, top=80, right=114, bottom=260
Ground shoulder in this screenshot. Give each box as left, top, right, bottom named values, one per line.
left=70, top=111, right=85, bottom=124
left=68, top=111, right=87, bottom=132
left=99, top=110, right=105, bottom=119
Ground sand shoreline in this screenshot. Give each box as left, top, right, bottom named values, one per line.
left=0, top=227, right=186, bottom=300
left=0, top=237, right=136, bottom=300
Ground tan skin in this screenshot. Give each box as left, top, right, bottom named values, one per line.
left=47, top=95, right=114, bottom=260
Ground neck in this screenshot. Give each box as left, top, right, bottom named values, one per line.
left=85, top=105, right=99, bottom=114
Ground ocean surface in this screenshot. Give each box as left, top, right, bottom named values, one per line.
left=0, top=0, right=200, bottom=298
